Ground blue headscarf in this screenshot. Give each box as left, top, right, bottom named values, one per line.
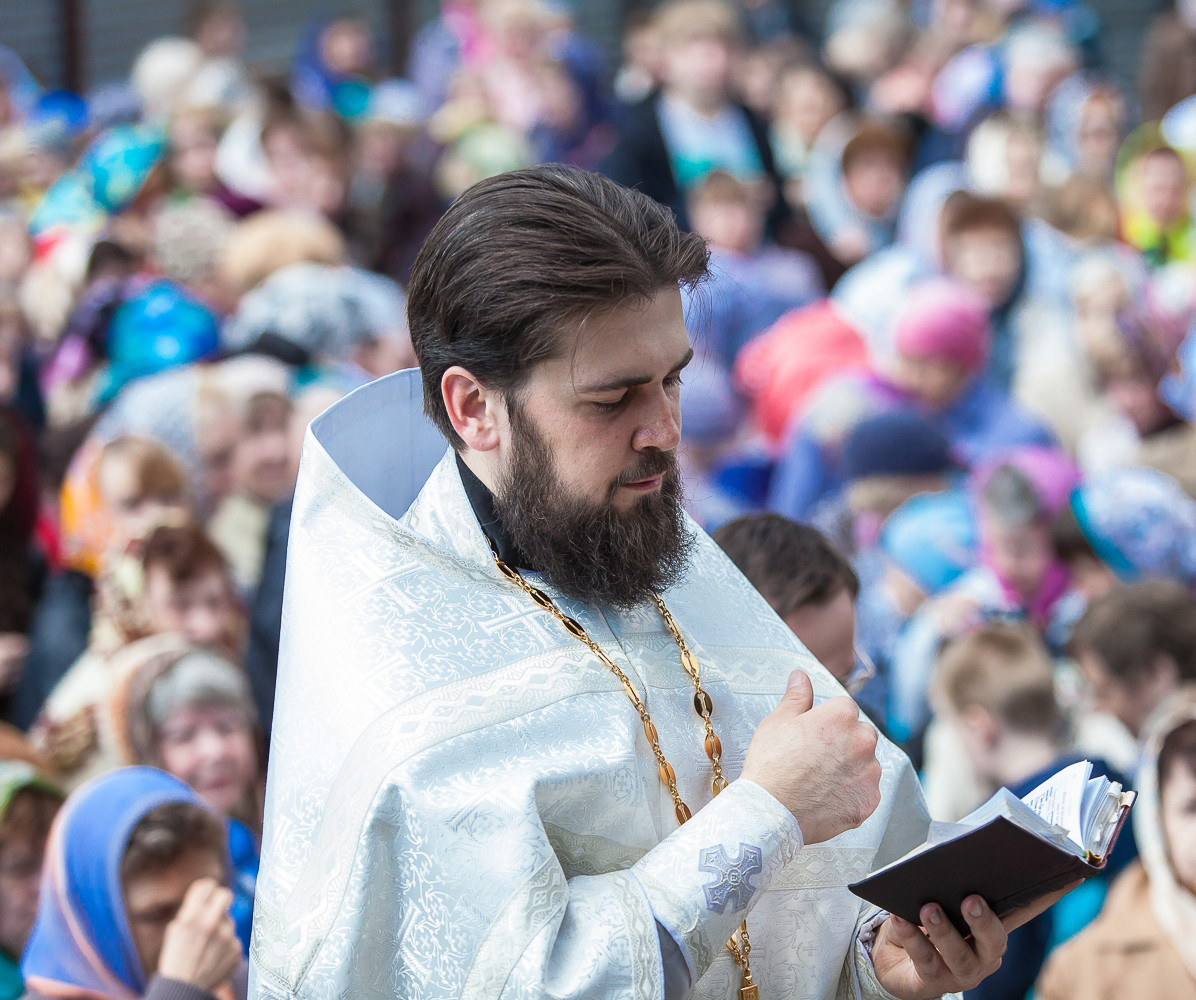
left=29, top=124, right=165, bottom=237
left=22, top=767, right=210, bottom=998
left=1069, top=467, right=1196, bottom=588
left=879, top=489, right=978, bottom=596
left=96, top=281, right=220, bottom=406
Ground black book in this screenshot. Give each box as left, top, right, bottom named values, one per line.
left=849, top=760, right=1136, bottom=935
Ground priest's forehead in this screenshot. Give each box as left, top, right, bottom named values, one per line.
left=556, top=287, right=694, bottom=395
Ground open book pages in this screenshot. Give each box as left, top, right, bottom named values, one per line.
left=875, top=760, right=1127, bottom=876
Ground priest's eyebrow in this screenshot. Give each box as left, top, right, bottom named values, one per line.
left=576, top=347, right=695, bottom=394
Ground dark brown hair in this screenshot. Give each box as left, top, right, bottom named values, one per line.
left=1071, top=581, right=1196, bottom=686
left=120, top=801, right=227, bottom=883
left=0, top=787, right=62, bottom=849
left=713, top=514, right=859, bottom=618
left=141, top=523, right=231, bottom=589
left=934, top=623, right=1063, bottom=736
left=406, top=165, right=710, bottom=447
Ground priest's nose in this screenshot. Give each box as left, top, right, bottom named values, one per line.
left=632, top=391, right=682, bottom=453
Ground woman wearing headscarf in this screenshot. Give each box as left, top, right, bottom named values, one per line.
left=1056, top=465, right=1196, bottom=603
left=18, top=435, right=192, bottom=732
left=22, top=767, right=245, bottom=1000
left=1038, top=687, right=1196, bottom=999
left=887, top=446, right=1080, bottom=748
left=107, top=644, right=262, bottom=953
left=768, top=278, right=1052, bottom=520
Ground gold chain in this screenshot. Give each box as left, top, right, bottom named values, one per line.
left=489, top=544, right=757, bottom=997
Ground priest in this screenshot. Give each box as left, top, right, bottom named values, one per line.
left=250, top=165, right=1060, bottom=999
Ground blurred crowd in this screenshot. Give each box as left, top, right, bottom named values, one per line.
left=1, top=0, right=1196, bottom=996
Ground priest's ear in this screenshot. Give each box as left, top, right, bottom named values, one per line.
left=442, top=366, right=504, bottom=452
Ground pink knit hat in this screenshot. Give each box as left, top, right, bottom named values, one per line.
left=892, top=278, right=990, bottom=373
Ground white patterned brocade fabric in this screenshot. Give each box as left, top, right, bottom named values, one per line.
left=249, top=373, right=938, bottom=1000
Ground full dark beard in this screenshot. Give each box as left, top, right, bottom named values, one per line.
left=494, top=404, right=694, bottom=610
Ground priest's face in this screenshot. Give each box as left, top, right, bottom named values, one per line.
left=492, top=286, right=696, bottom=607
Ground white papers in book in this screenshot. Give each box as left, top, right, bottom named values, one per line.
left=870, top=760, right=1127, bottom=879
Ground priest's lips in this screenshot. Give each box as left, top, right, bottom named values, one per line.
left=621, top=473, right=665, bottom=493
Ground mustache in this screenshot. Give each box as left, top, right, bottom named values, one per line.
left=612, top=450, right=676, bottom=490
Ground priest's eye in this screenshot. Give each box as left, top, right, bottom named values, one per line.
left=665, top=373, right=684, bottom=389
left=593, top=395, right=628, bottom=413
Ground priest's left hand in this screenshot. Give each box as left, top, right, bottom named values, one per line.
left=871, top=883, right=1081, bottom=1000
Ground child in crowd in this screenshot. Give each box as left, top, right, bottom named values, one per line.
left=888, top=446, right=1078, bottom=747
left=0, top=729, right=61, bottom=999
left=600, top=0, right=785, bottom=232
left=863, top=488, right=977, bottom=754
left=770, top=61, right=849, bottom=206
left=769, top=279, right=1050, bottom=520
left=17, top=436, right=191, bottom=735
left=1039, top=689, right=1196, bottom=998
left=21, top=767, right=245, bottom=1000
left=682, top=170, right=823, bottom=368
left=1071, top=582, right=1196, bottom=740
left=932, top=623, right=1136, bottom=1000
left=33, top=523, right=242, bottom=788
left=1122, top=145, right=1194, bottom=269
left=109, top=643, right=261, bottom=952
left=805, top=115, right=911, bottom=267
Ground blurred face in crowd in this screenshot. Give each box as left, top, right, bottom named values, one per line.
left=783, top=585, right=857, bottom=686
left=1077, top=95, right=1122, bottom=180
left=143, top=566, right=237, bottom=650
left=157, top=703, right=258, bottom=817
left=320, top=18, right=373, bottom=76
left=945, top=227, right=1022, bottom=308
left=123, top=848, right=226, bottom=977
left=1162, top=756, right=1196, bottom=895
left=775, top=67, right=843, bottom=146
left=981, top=513, right=1054, bottom=605
left=1141, top=151, right=1189, bottom=228
left=1002, top=131, right=1043, bottom=210
left=1103, top=365, right=1172, bottom=436
left=843, top=152, right=905, bottom=220
left=891, top=353, right=972, bottom=409
left=352, top=331, right=417, bottom=380
left=97, top=454, right=189, bottom=552
left=0, top=793, right=56, bottom=960
left=688, top=195, right=763, bottom=255
left=931, top=0, right=980, bottom=49
left=169, top=114, right=219, bottom=194
left=623, top=21, right=664, bottom=80
left=197, top=410, right=239, bottom=508
left=234, top=395, right=292, bottom=504
left=194, top=4, right=245, bottom=58
left=1077, top=650, right=1179, bottom=737
left=662, top=32, right=735, bottom=110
